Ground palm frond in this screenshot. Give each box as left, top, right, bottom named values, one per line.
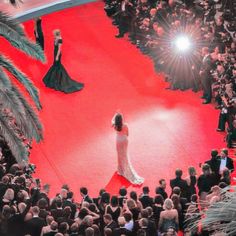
left=0, top=68, right=40, bottom=141
left=0, top=54, right=42, bottom=110
left=11, top=86, right=43, bottom=143
left=0, top=112, right=28, bottom=163
left=0, top=20, right=45, bottom=62
left=187, top=186, right=236, bottom=235
left=0, top=12, right=25, bottom=36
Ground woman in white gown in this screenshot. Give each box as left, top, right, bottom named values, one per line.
left=112, top=113, right=144, bottom=185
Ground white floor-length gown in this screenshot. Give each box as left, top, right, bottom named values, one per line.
left=116, top=125, right=144, bottom=185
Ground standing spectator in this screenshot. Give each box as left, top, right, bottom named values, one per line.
left=197, top=164, right=217, bottom=208
left=185, top=167, right=197, bottom=201
left=170, top=169, right=188, bottom=199
left=80, top=187, right=93, bottom=204
left=155, top=179, right=168, bottom=200
left=105, top=196, right=121, bottom=223
left=139, top=186, right=153, bottom=208
left=199, top=47, right=213, bottom=104
left=25, top=206, right=46, bottom=236
left=217, top=149, right=234, bottom=175
left=159, top=199, right=178, bottom=234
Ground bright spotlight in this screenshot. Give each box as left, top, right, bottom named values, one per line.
left=174, top=35, right=191, bottom=52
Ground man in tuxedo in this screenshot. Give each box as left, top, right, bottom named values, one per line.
left=114, top=216, right=132, bottom=236
left=155, top=179, right=168, bottom=200
left=104, top=214, right=118, bottom=232
left=115, top=0, right=134, bottom=38
left=170, top=169, right=189, bottom=199
left=139, top=186, right=153, bottom=208
left=200, top=47, right=213, bottom=104
left=218, top=149, right=234, bottom=174
left=25, top=206, right=46, bottom=236
left=80, top=187, right=93, bottom=204
left=63, top=191, right=76, bottom=219
left=205, top=149, right=221, bottom=183
left=51, top=198, right=64, bottom=221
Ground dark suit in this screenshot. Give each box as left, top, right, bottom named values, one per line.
left=218, top=157, right=235, bottom=173
left=51, top=208, right=64, bottom=222
left=170, top=177, right=189, bottom=198
left=63, top=199, right=77, bottom=219
left=82, top=195, right=93, bottom=204
left=117, top=1, right=134, bottom=36
left=155, top=187, right=168, bottom=199
left=139, top=195, right=153, bottom=208
left=114, top=227, right=132, bottom=236
left=205, top=157, right=221, bottom=183
left=200, top=54, right=212, bottom=102
left=105, top=220, right=118, bottom=232
left=25, top=217, right=46, bottom=236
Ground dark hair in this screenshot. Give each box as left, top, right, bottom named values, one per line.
left=123, top=212, right=132, bottom=222
left=140, top=209, right=149, bottom=218
left=79, top=208, right=89, bottom=219
left=154, top=194, right=164, bottom=205
left=88, top=203, right=97, bottom=212
left=130, top=191, right=137, bottom=201
left=211, top=149, right=218, bottom=158
left=56, top=199, right=62, bottom=208
left=110, top=196, right=118, bottom=207
left=172, top=186, right=181, bottom=195
left=119, top=187, right=127, bottom=196
left=58, top=222, right=68, bottom=234
left=159, top=179, right=165, bottom=185
left=80, top=187, right=88, bottom=195
left=175, top=169, right=183, bottom=178
left=114, top=113, right=123, bottom=132
left=142, top=186, right=150, bottom=194
left=67, top=191, right=73, bottom=199
left=99, top=189, right=106, bottom=196
left=101, top=192, right=110, bottom=204
left=221, top=148, right=228, bottom=155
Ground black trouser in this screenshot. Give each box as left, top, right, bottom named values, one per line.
left=218, top=112, right=228, bottom=131
left=118, top=13, right=129, bottom=36
left=201, top=75, right=212, bottom=102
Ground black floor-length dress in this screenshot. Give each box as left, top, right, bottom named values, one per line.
left=43, top=39, right=84, bottom=93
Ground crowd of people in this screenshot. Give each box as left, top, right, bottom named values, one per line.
left=0, top=146, right=234, bottom=236
left=104, top=0, right=236, bottom=146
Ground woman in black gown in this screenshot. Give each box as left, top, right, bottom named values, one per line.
left=34, top=17, right=44, bottom=50
left=43, top=29, right=84, bottom=93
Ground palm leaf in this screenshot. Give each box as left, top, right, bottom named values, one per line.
left=11, top=86, right=43, bottom=143
left=0, top=20, right=45, bottom=62
left=187, top=186, right=236, bottom=235
left=0, top=112, right=29, bottom=163
left=0, top=12, right=25, bottom=36
left=0, top=54, right=42, bottom=110
left=0, top=68, right=39, bottom=141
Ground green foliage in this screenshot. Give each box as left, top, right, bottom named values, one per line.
left=0, top=10, right=44, bottom=163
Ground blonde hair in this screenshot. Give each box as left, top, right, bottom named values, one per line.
left=163, top=198, right=174, bottom=210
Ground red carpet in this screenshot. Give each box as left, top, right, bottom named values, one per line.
left=0, top=1, right=233, bottom=199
